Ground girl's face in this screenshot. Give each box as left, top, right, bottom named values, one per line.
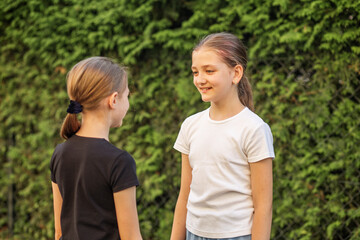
left=191, top=48, right=238, bottom=104
left=112, top=86, right=130, bottom=127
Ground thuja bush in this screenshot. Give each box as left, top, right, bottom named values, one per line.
left=0, top=0, right=359, bottom=239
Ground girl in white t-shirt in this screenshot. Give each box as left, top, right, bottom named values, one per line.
left=171, top=33, right=275, bottom=240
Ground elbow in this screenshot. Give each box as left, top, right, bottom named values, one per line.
left=55, top=233, right=62, bottom=240
left=253, top=198, right=272, bottom=215
left=55, top=229, right=62, bottom=240
left=254, top=204, right=272, bottom=217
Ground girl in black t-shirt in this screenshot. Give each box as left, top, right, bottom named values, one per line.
left=50, top=57, right=142, bottom=240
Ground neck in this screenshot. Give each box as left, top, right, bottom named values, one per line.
left=210, top=90, right=245, bottom=121
left=76, top=110, right=111, bottom=141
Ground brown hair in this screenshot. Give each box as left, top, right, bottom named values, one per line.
left=193, top=32, right=254, bottom=111
left=60, top=57, right=127, bottom=140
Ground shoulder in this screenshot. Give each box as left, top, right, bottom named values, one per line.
left=102, top=142, right=135, bottom=166
left=50, top=141, right=68, bottom=175
left=115, top=150, right=135, bottom=163
left=240, top=108, right=273, bottom=141
left=63, top=135, right=132, bottom=162
left=239, top=108, right=270, bottom=130
left=98, top=141, right=135, bottom=166
left=51, top=141, right=66, bottom=160
left=110, top=148, right=138, bottom=187
left=236, top=108, right=273, bottom=142
left=243, top=108, right=266, bottom=125
left=181, top=108, right=209, bottom=128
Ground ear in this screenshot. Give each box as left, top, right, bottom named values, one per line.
left=108, top=92, right=119, bottom=109
left=232, top=64, right=244, bottom=85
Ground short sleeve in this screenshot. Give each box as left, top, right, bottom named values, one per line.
left=245, top=122, right=275, bottom=163
left=174, top=120, right=190, bottom=154
left=49, top=147, right=59, bottom=183
left=110, top=151, right=139, bottom=193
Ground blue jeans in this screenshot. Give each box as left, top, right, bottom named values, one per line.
left=186, top=230, right=251, bottom=240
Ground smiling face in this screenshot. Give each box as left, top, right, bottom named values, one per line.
left=192, top=47, right=240, bottom=105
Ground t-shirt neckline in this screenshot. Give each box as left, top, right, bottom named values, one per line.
left=206, top=107, right=248, bottom=124
left=73, top=134, right=107, bottom=141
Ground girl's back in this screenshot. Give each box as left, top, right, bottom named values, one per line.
left=51, top=135, right=138, bottom=239
left=50, top=57, right=142, bottom=240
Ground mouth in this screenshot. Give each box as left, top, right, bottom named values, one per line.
left=199, top=87, right=212, bottom=93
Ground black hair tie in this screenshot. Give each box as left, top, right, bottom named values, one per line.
left=67, top=100, right=83, bottom=114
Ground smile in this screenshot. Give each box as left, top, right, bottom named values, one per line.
left=199, top=87, right=212, bottom=93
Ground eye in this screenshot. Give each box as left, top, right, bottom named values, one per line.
left=206, top=70, right=215, bottom=74
left=192, top=71, right=199, bottom=76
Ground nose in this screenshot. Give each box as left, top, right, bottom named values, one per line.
left=194, top=73, right=206, bottom=85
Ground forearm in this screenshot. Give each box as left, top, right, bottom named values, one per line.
left=170, top=198, right=188, bottom=240
left=120, top=230, right=142, bottom=240
left=119, top=218, right=142, bottom=240
left=118, top=212, right=142, bottom=240
left=251, top=205, right=272, bottom=240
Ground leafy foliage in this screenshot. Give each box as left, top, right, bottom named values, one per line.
left=0, top=0, right=359, bottom=239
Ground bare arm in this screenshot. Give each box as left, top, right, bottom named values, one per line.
left=51, top=182, right=63, bottom=240
left=249, top=158, right=273, bottom=240
left=114, top=186, right=142, bottom=240
left=170, top=153, right=192, bottom=240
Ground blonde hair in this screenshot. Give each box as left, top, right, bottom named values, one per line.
left=60, top=57, right=127, bottom=140
left=193, top=32, right=254, bottom=111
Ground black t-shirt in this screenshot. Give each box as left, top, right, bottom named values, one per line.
left=50, top=135, right=139, bottom=240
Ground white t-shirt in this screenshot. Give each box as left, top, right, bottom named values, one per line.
left=174, top=107, right=275, bottom=238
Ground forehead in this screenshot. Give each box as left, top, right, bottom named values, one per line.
left=192, top=48, right=224, bottom=67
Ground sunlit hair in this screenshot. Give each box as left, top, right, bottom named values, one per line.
left=60, top=57, right=128, bottom=140
left=193, top=32, right=254, bottom=111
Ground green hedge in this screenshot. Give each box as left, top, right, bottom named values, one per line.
left=1, top=0, right=359, bottom=239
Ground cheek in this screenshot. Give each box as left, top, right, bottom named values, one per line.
left=124, top=99, right=130, bottom=113
left=193, top=77, right=199, bottom=86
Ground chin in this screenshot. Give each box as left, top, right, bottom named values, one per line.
left=112, top=122, right=122, bottom=128
left=201, top=96, right=211, bottom=102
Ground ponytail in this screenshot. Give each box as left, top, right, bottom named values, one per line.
left=60, top=113, right=81, bottom=140
left=237, top=75, right=254, bottom=112
left=59, top=56, right=127, bottom=140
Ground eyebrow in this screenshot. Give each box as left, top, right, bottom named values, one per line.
left=191, top=64, right=216, bottom=69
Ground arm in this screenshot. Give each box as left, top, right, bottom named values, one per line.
left=51, top=182, right=63, bottom=240
left=170, top=153, right=192, bottom=240
left=114, top=186, right=142, bottom=240
left=249, top=158, right=273, bottom=240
